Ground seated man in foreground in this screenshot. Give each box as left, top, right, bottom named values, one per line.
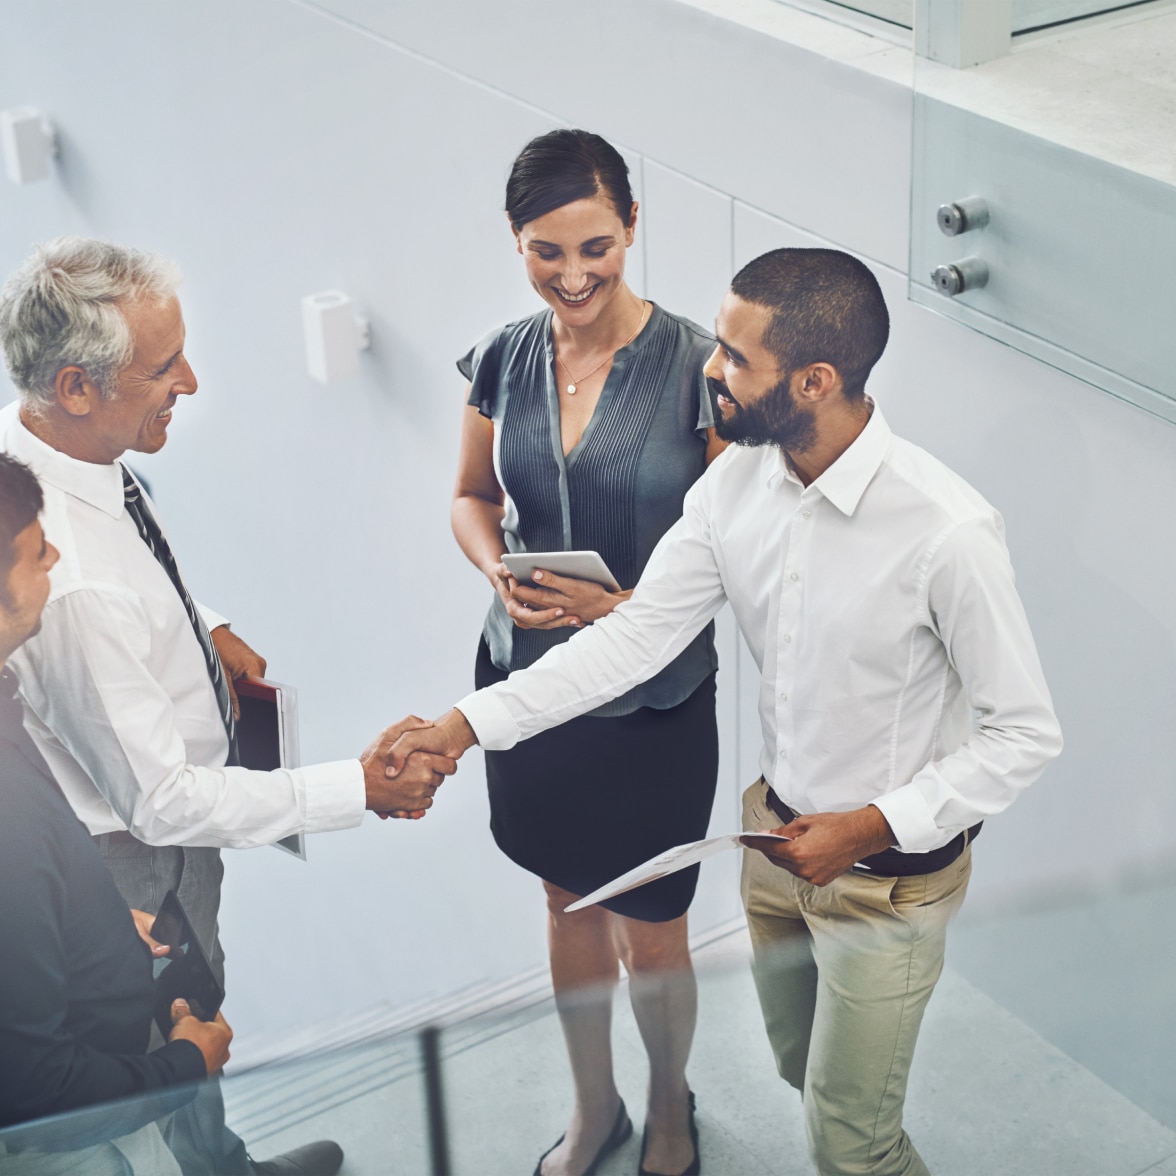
left=388, top=249, right=1063, bottom=1176
left=0, top=453, right=231, bottom=1171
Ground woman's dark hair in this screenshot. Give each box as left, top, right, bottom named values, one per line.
left=505, top=129, right=634, bottom=232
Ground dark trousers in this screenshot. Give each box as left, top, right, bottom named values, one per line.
left=94, top=836, right=250, bottom=1176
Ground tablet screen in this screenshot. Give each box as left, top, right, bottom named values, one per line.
left=500, top=550, right=621, bottom=592
left=150, top=890, right=225, bottom=1039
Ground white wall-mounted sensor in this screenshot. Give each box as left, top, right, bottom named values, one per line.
left=301, top=291, right=371, bottom=385
left=1, top=107, right=58, bottom=185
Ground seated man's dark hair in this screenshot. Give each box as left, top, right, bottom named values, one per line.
left=0, top=454, right=43, bottom=594
left=730, top=248, right=890, bottom=399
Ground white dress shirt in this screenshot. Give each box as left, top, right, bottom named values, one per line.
left=1, top=401, right=365, bottom=848
left=457, top=404, right=1062, bottom=854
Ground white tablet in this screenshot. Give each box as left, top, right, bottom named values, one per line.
left=501, top=550, right=621, bottom=592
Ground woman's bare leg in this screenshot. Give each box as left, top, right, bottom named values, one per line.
left=538, top=880, right=627, bottom=1176
left=614, top=913, right=697, bottom=1176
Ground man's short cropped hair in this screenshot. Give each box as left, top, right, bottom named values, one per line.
left=730, top=248, right=890, bottom=399
left=0, top=237, right=181, bottom=413
left=0, top=454, right=43, bottom=598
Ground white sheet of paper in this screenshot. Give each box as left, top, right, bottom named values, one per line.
left=565, top=831, right=792, bottom=912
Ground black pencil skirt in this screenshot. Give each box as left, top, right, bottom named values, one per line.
left=475, top=637, right=720, bottom=923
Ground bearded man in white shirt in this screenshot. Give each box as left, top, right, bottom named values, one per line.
left=387, top=248, right=1062, bottom=1176
left=0, top=237, right=456, bottom=1176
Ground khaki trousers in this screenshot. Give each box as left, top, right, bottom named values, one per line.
left=740, top=779, right=971, bottom=1176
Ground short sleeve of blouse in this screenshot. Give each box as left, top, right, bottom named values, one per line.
left=457, top=328, right=506, bottom=420
left=682, top=320, right=716, bottom=436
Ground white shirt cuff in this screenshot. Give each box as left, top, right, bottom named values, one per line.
left=298, top=759, right=366, bottom=832
left=870, top=786, right=943, bottom=855
left=454, top=690, right=520, bottom=751
left=195, top=602, right=230, bottom=633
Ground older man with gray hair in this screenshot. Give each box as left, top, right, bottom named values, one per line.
left=0, top=237, right=455, bottom=1175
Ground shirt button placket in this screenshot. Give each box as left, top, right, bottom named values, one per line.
left=776, top=495, right=812, bottom=782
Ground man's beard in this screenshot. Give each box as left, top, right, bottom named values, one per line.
left=711, top=375, right=816, bottom=452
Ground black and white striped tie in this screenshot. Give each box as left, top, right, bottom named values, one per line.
left=121, top=465, right=239, bottom=764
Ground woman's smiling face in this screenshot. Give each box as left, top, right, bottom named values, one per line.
left=514, top=192, right=637, bottom=325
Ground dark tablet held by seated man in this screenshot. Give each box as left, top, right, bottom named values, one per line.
left=150, top=890, right=226, bottom=1039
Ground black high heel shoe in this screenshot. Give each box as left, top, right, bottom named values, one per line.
left=638, top=1090, right=699, bottom=1176
left=533, top=1100, right=633, bottom=1176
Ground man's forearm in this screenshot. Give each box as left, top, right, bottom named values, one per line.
left=456, top=592, right=707, bottom=749
left=120, top=760, right=365, bottom=849
left=0, top=1037, right=206, bottom=1138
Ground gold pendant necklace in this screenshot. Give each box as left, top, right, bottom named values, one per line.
left=556, top=299, right=651, bottom=395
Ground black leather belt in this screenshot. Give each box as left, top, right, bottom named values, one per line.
left=765, top=788, right=981, bottom=878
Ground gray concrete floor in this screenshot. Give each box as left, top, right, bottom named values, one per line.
left=225, top=925, right=1176, bottom=1175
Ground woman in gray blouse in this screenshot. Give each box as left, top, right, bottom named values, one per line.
left=453, top=130, right=726, bottom=1176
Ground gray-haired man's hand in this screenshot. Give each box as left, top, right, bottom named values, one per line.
left=361, top=716, right=458, bottom=820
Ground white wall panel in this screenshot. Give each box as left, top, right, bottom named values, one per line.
left=308, top=0, right=914, bottom=268
left=615, top=145, right=648, bottom=298
left=642, top=161, right=734, bottom=330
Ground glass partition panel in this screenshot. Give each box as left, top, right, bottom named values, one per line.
left=825, top=0, right=914, bottom=25
left=911, top=0, right=1176, bottom=420
left=1013, top=0, right=1168, bottom=34
left=0, top=1026, right=431, bottom=1176
left=779, top=0, right=1169, bottom=39
left=947, top=863, right=1176, bottom=1137
left=438, top=901, right=1176, bottom=1174
left=221, top=1026, right=432, bottom=1171
left=770, top=0, right=914, bottom=30
left=4, top=890, right=1174, bottom=1174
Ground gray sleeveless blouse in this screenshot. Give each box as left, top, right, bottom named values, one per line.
left=458, top=303, right=718, bottom=718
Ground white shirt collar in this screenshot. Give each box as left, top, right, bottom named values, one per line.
left=0, top=400, right=125, bottom=520
left=768, top=399, right=891, bottom=517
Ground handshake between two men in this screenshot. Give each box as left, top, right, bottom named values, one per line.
left=363, top=709, right=904, bottom=887
left=361, top=710, right=479, bottom=820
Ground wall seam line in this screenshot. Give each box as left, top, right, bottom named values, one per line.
left=287, top=0, right=569, bottom=124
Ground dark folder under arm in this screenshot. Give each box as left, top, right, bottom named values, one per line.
left=234, top=677, right=306, bottom=860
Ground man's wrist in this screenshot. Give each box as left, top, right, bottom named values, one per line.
left=862, top=804, right=897, bottom=855
left=439, top=708, right=478, bottom=754
left=452, top=687, right=518, bottom=751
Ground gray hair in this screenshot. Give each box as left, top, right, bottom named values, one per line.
left=0, top=237, right=181, bottom=412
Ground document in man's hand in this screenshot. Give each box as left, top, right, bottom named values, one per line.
left=235, top=677, right=306, bottom=860
left=564, top=831, right=791, bottom=912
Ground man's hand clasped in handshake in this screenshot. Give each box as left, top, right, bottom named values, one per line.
left=360, top=714, right=469, bottom=820
left=360, top=710, right=478, bottom=821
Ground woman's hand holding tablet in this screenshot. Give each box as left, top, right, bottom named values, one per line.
left=499, top=551, right=630, bottom=629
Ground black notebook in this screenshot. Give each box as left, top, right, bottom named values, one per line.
left=150, top=889, right=225, bottom=1038
left=235, top=677, right=306, bottom=860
